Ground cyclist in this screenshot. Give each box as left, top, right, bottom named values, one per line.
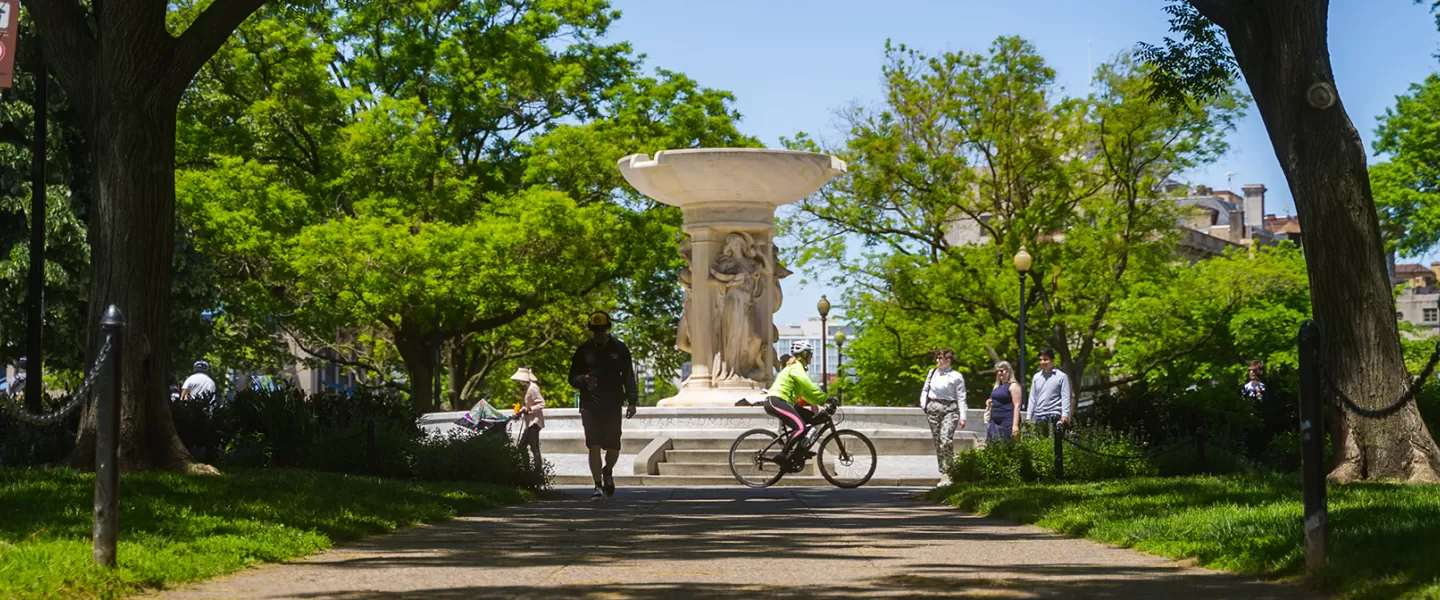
left=764, top=341, right=827, bottom=468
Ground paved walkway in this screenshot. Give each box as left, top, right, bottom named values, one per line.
left=160, top=487, right=1312, bottom=599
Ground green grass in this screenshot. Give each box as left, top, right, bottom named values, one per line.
left=0, top=467, right=531, bottom=599
left=928, top=473, right=1440, bottom=599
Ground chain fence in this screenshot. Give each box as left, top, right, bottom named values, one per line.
left=0, top=336, right=114, bottom=426
left=1059, top=424, right=1206, bottom=462
left=1322, top=339, right=1440, bottom=420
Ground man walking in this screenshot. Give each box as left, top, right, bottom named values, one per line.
left=568, top=311, right=638, bottom=501
left=1026, top=348, right=1072, bottom=436
left=920, top=348, right=966, bottom=475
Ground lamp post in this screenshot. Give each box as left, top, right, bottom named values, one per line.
left=834, top=329, right=846, bottom=403
left=1013, top=247, right=1033, bottom=400
left=817, top=295, right=831, bottom=393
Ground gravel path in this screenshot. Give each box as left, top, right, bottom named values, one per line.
left=157, top=486, right=1313, bottom=599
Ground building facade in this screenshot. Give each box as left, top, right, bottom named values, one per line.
left=774, top=316, right=853, bottom=386
left=1394, top=262, right=1440, bottom=337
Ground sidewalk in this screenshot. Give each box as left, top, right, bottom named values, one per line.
left=158, top=486, right=1313, bottom=599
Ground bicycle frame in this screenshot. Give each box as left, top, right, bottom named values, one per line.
left=756, top=408, right=841, bottom=469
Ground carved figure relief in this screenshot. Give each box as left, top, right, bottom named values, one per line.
left=675, top=236, right=693, bottom=354
left=709, top=232, right=771, bottom=383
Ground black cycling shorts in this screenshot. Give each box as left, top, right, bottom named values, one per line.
left=581, top=404, right=623, bottom=450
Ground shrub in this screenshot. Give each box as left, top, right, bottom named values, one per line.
left=948, top=426, right=1157, bottom=484
left=413, top=429, right=550, bottom=490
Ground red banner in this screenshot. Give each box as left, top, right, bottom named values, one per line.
left=0, top=0, right=17, bottom=88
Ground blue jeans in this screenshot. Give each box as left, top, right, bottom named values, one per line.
left=1033, top=414, right=1063, bottom=438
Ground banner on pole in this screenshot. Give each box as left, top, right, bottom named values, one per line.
left=0, top=0, right=17, bottom=88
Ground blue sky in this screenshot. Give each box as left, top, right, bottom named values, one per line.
left=604, top=0, right=1440, bottom=327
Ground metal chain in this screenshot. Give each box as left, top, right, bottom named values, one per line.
left=0, top=336, right=114, bottom=425
left=1324, top=340, right=1440, bottom=420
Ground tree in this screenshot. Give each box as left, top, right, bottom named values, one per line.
left=780, top=38, right=1242, bottom=408
left=1370, top=74, right=1440, bottom=258
left=1142, top=0, right=1440, bottom=482
left=22, top=0, right=266, bottom=472
left=177, top=1, right=757, bottom=411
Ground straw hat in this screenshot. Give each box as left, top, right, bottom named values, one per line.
left=509, top=367, right=538, bottom=384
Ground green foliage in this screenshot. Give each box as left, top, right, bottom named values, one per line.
left=412, top=430, right=551, bottom=490
left=1136, top=2, right=1239, bottom=105
left=1370, top=73, right=1440, bottom=257
left=948, top=427, right=1159, bottom=484
left=177, top=1, right=758, bottom=408
left=782, top=37, right=1245, bottom=406
left=0, top=467, right=529, bottom=599
left=931, top=474, right=1440, bottom=598
left=1111, top=243, right=1310, bottom=390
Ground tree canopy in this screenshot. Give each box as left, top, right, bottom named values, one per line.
left=176, top=0, right=758, bottom=410
left=781, top=36, right=1248, bottom=406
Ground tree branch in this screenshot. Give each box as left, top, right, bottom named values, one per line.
left=26, top=0, right=97, bottom=111
left=160, top=0, right=268, bottom=101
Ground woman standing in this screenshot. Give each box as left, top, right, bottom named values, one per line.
left=986, top=361, right=1023, bottom=443
left=920, top=348, right=967, bottom=473
left=511, top=367, right=545, bottom=469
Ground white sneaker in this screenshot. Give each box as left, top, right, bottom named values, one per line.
left=589, top=485, right=604, bottom=501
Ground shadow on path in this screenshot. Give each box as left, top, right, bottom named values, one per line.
left=162, top=487, right=1314, bottom=599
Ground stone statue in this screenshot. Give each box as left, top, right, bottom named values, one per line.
left=710, top=232, right=769, bottom=382
left=675, top=236, right=693, bottom=354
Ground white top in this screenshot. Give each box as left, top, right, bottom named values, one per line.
left=521, top=382, right=545, bottom=428
left=1027, top=369, right=1072, bottom=420
left=181, top=373, right=217, bottom=399
left=919, top=367, right=967, bottom=411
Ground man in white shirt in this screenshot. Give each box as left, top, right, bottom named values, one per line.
left=920, top=348, right=967, bottom=473
left=180, top=360, right=217, bottom=402
left=7, top=357, right=27, bottom=399
left=1026, top=348, right=1072, bottom=436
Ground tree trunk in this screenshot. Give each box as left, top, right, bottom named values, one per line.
left=29, top=0, right=268, bottom=473
left=395, top=332, right=439, bottom=413
left=69, top=100, right=212, bottom=473
left=1196, top=0, right=1440, bottom=482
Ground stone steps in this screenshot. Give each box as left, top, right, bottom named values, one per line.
left=657, top=460, right=818, bottom=477
left=553, top=474, right=940, bottom=487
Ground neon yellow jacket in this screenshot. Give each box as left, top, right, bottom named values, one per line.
left=766, top=361, right=825, bottom=404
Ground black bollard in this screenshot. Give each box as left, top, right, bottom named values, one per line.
left=94, top=305, right=123, bottom=567
left=1297, top=320, right=1327, bottom=575
left=1195, top=425, right=1206, bottom=473
left=1053, top=421, right=1064, bottom=480
left=366, top=418, right=378, bottom=476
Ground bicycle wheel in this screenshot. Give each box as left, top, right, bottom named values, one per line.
left=729, top=428, right=788, bottom=488
left=818, top=429, right=877, bottom=488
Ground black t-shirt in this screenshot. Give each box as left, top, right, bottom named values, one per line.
left=568, top=335, right=638, bottom=409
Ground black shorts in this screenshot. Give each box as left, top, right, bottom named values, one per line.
left=581, top=404, right=623, bottom=450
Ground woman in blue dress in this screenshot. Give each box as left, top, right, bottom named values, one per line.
left=987, top=361, right=1023, bottom=443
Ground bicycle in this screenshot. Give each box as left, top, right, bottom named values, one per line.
left=728, top=396, right=877, bottom=488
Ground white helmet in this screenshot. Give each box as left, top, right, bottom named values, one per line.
left=789, top=340, right=814, bottom=355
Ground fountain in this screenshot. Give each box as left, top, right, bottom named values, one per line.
left=618, top=148, right=846, bottom=406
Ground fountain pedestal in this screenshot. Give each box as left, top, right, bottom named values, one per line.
left=618, top=148, right=846, bottom=407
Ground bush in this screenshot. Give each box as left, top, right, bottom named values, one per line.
left=171, top=385, right=549, bottom=490
left=1082, top=376, right=1297, bottom=471
left=413, top=429, right=550, bottom=490
left=948, top=426, right=1157, bottom=484
left=0, top=394, right=81, bottom=467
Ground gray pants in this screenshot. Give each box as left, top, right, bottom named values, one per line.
left=924, top=401, right=961, bottom=472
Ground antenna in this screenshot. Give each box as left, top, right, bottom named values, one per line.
left=1225, top=171, right=1235, bottom=190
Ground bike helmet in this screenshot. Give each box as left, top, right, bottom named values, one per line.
left=16, top=356, right=25, bottom=369
left=193, top=360, right=210, bottom=372
left=789, top=340, right=814, bottom=355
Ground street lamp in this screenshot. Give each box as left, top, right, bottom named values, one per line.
left=834, top=329, right=847, bottom=403
left=817, top=295, right=831, bottom=392
left=1014, top=247, right=1033, bottom=403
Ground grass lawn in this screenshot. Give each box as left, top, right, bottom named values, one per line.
left=0, top=467, right=531, bottom=599
left=928, top=473, right=1440, bottom=599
